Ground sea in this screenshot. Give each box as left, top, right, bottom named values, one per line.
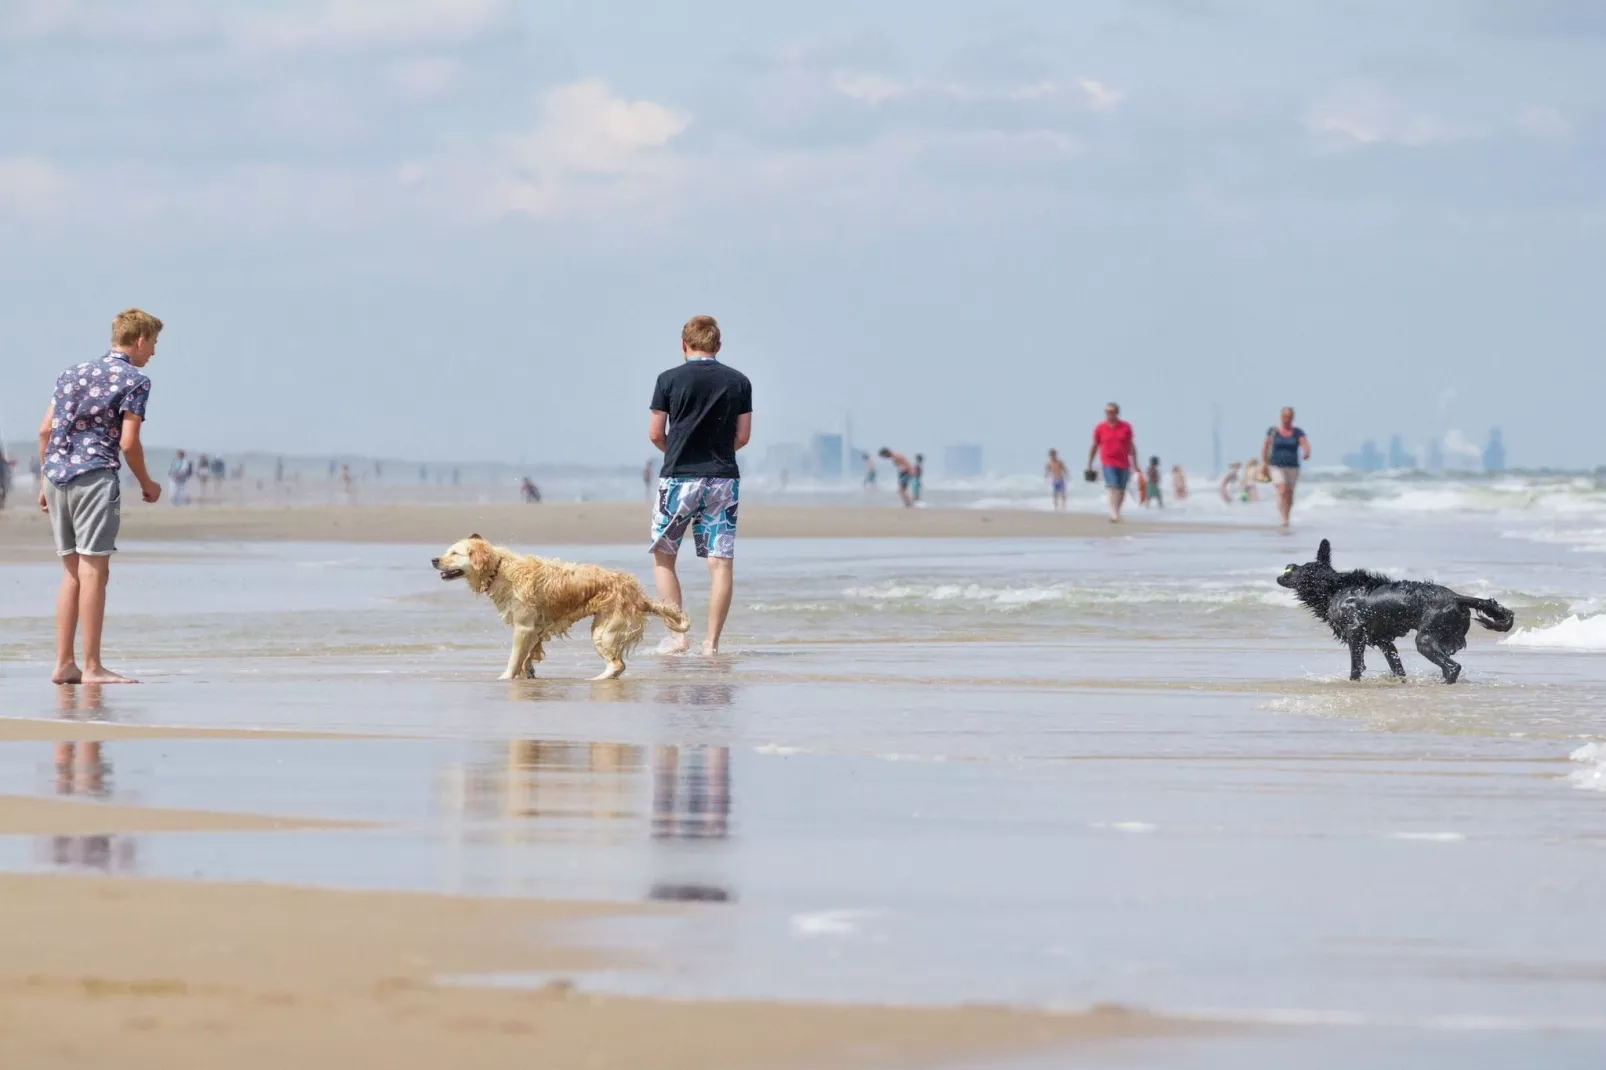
left=1, top=468, right=1605, bottom=1067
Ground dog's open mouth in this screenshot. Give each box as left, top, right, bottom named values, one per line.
left=438, top=568, right=465, bottom=581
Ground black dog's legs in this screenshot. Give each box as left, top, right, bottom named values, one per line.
left=1414, top=633, right=1462, bottom=684
left=1377, top=641, right=1407, bottom=679
left=1348, top=637, right=1367, bottom=681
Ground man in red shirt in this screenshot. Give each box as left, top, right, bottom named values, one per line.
left=1085, top=401, right=1140, bottom=522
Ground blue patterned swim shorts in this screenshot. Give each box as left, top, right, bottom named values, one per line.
left=650, top=478, right=739, bottom=559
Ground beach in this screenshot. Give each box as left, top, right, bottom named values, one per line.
left=0, top=500, right=1208, bottom=558
left=2, top=475, right=1606, bottom=1066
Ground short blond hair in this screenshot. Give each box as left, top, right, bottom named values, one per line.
left=681, top=315, right=721, bottom=354
left=111, top=308, right=163, bottom=347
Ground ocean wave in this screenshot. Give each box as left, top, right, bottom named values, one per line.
left=839, top=581, right=1291, bottom=610
left=1568, top=742, right=1606, bottom=792
left=1502, top=615, right=1606, bottom=651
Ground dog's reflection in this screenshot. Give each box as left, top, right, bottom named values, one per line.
left=41, top=684, right=137, bottom=874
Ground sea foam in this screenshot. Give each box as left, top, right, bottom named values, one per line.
left=1502, top=615, right=1606, bottom=651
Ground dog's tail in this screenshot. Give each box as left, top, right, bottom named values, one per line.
left=646, top=599, right=692, bottom=633
left=1458, top=596, right=1515, bottom=633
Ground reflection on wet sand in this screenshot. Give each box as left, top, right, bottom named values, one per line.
left=442, top=679, right=737, bottom=902
left=39, top=683, right=137, bottom=873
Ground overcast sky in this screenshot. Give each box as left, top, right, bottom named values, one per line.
left=2, top=0, right=1602, bottom=472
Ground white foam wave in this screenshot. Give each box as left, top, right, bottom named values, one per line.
left=1568, top=742, right=1606, bottom=792
left=841, top=581, right=1289, bottom=610
left=789, top=909, right=879, bottom=937
left=1502, top=615, right=1606, bottom=651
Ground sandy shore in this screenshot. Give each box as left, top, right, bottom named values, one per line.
left=0, top=795, right=368, bottom=836
left=0, top=502, right=1219, bottom=556
left=0, top=873, right=1189, bottom=1069
left=0, top=718, right=355, bottom=743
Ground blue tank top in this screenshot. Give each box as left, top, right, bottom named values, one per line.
left=1267, top=426, right=1304, bottom=467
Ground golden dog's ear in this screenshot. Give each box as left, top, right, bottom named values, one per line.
left=469, top=533, right=481, bottom=540
left=467, top=541, right=492, bottom=574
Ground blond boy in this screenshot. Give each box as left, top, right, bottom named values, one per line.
left=37, top=309, right=164, bottom=684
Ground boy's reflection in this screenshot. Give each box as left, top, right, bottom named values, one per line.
left=44, top=684, right=137, bottom=873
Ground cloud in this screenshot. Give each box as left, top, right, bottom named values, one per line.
left=1303, top=84, right=1483, bottom=151
left=0, top=157, right=66, bottom=215
left=1076, top=78, right=1125, bottom=112
left=1517, top=106, right=1574, bottom=142
left=231, top=0, right=514, bottom=54
left=389, top=56, right=461, bottom=99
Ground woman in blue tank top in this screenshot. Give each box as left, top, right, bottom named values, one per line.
left=1261, top=407, right=1310, bottom=529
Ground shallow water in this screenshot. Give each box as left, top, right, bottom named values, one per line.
left=2, top=501, right=1605, bottom=1067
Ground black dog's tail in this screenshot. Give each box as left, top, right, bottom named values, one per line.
left=1458, top=596, right=1515, bottom=633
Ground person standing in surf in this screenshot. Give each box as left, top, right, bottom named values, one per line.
left=1262, top=407, right=1311, bottom=529
left=1085, top=402, right=1140, bottom=523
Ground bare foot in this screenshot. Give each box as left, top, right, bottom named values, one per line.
left=79, top=667, right=139, bottom=684
left=657, top=634, right=690, bottom=655
left=51, top=663, right=82, bottom=685
left=700, top=639, right=720, bottom=656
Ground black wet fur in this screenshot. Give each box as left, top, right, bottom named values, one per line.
left=1277, top=538, right=1515, bottom=684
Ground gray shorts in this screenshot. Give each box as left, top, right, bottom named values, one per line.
left=45, top=469, right=122, bottom=557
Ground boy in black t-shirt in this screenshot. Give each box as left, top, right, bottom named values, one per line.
left=647, top=315, right=753, bottom=655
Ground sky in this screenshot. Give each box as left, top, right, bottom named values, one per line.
left=2, top=0, right=1603, bottom=473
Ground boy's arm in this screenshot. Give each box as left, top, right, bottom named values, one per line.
left=36, top=404, right=53, bottom=511
left=733, top=412, right=752, bottom=451
left=648, top=411, right=669, bottom=452
left=120, top=413, right=162, bottom=503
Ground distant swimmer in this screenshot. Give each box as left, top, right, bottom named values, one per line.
left=1085, top=402, right=1139, bottom=523
left=862, top=452, right=877, bottom=490
left=1045, top=448, right=1068, bottom=511
left=1218, top=461, right=1241, bottom=503
left=1144, top=456, right=1163, bottom=508
left=911, top=454, right=924, bottom=502
left=1171, top=464, right=1188, bottom=502
left=878, top=448, right=915, bottom=508
left=642, top=459, right=655, bottom=501
left=1263, top=406, right=1311, bottom=529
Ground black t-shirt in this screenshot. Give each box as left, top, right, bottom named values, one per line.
left=650, top=358, right=753, bottom=479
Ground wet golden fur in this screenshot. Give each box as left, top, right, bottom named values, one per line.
left=431, top=535, right=690, bottom=680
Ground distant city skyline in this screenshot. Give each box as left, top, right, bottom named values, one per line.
left=2, top=2, right=1602, bottom=470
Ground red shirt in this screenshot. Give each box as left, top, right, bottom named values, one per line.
left=1092, top=419, right=1134, bottom=469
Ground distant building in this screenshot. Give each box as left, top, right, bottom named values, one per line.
left=944, top=444, right=984, bottom=479
left=811, top=433, right=844, bottom=480
left=1343, top=440, right=1385, bottom=472
left=1483, top=428, right=1506, bottom=473
left=1387, top=435, right=1416, bottom=470
left=1425, top=437, right=1444, bottom=471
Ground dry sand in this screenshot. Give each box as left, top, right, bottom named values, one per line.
left=0, top=501, right=1218, bottom=556
left=0, top=873, right=1191, bottom=1069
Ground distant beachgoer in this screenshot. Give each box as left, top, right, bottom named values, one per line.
left=1144, top=456, right=1164, bottom=508
left=168, top=449, right=192, bottom=506
left=1171, top=465, right=1188, bottom=502
left=643, top=459, right=655, bottom=501
left=1241, top=458, right=1261, bottom=501
left=37, top=308, right=164, bottom=684
left=339, top=463, right=354, bottom=504
left=648, top=314, right=753, bottom=657
left=195, top=452, right=210, bottom=499
left=1045, top=448, right=1068, bottom=511
left=1218, top=461, right=1241, bottom=503
left=911, top=454, right=924, bottom=502
left=1263, top=406, right=1311, bottom=529
left=520, top=477, right=541, bottom=503
left=878, top=448, right=915, bottom=507
left=275, top=457, right=284, bottom=484
left=779, top=469, right=789, bottom=492
left=862, top=452, right=876, bottom=490
left=1085, top=402, right=1139, bottom=522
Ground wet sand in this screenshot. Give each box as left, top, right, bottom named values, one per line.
left=0, top=501, right=1219, bottom=556
left=0, top=795, right=367, bottom=836
left=0, top=873, right=1183, bottom=1069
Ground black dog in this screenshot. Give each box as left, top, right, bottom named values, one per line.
left=1277, top=539, right=1514, bottom=683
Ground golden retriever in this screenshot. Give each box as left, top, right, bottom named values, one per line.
left=431, top=534, right=690, bottom=680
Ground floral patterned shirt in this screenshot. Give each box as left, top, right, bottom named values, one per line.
left=44, top=353, right=151, bottom=486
